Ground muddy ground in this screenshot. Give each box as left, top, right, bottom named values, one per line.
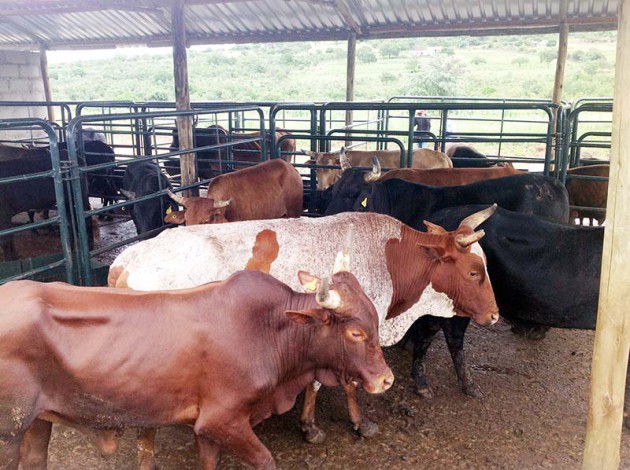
left=7, top=214, right=630, bottom=469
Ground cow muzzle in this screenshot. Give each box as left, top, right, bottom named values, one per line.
left=473, top=308, right=500, bottom=327
left=362, top=370, right=395, bottom=394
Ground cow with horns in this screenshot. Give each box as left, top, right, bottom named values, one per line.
left=0, top=233, right=393, bottom=469
left=164, top=158, right=303, bottom=226
left=109, top=208, right=499, bottom=446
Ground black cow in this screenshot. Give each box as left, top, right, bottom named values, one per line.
left=405, top=205, right=605, bottom=401
left=120, top=160, right=178, bottom=236
left=446, top=144, right=497, bottom=168
left=325, top=170, right=570, bottom=224
left=0, top=147, right=93, bottom=261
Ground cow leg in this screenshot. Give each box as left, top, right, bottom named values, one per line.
left=196, top=419, right=274, bottom=470
left=18, top=418, right=52, bottom=470
left=300, top=382, right=327, bottom=444
left=342, top=382, right=378, bottom=438
left=137, top=428, right=158, bottom=470
left=410, top=316, right=443, bottom=399
left=195, top=434, right=221, bottom=470
left=442, top=317, right=481, bottom=398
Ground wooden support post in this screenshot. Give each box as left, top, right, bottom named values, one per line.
left=171, top=0, right=197, bottom=196
left=552, top=0, right=569, bottom=105
left=583, top=0, right=630, bottom=468
left=345, top=32, right=356, bottom=147
left=39, top=45, right=55, bottom=123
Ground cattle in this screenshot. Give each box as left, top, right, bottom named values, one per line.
left=0, top=146, right=94, bottom=261
left=108, top=209, right=499, bottom=442
left=0, top=242, right=394, bottom=469
left=164, top=158, right=303, bottom=226
left=565, top=164, right=609, bottom=225
left=418, top=205, right=615, bottom=407
left=445, top=144, right=500, bottom=168
left=166, top=125, right=295, bottom=179
left=303, top=146, right=452, bottom=190
left=322, top=166, right=568, bottom=399
left=325, top=169, right=570, bottom=224
left=377, top=165, right=524, bottom=185
left=59, top=140, right=118, bottom=209
left=120, top=160, right=179, bottom=236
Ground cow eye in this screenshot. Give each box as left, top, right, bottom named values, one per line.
left=346, top=328, right=367, bottom=343
left=469, top=270, right=481, bottom=281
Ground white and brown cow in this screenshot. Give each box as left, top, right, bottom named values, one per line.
left=109, top=209, right=498, bottom=443
left=303, top=146, right=453, bottom=190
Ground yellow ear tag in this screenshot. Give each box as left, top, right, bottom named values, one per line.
left=361, top=197, right=368, bottom=207
left=165, top=206, right=172, bottom=215
left=304, top=278, right=318, bottom=292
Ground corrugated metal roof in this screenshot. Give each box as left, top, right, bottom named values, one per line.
left=0, top=0, right=619, bottom=51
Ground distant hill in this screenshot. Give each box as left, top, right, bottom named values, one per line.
left=48, top=31, right=617, bottom=103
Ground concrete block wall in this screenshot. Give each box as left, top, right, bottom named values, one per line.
left=0, top=50, right=48, bottom=143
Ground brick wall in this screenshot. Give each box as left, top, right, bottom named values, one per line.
left=0, top=50, right=48, bottom=143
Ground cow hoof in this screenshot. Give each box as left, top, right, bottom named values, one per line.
left=463, top=382, right=483, bottom=398
left=356, top=419, right=379, bottom=438
left=417, top=386, right=434, bottom=399
left=303, top=426, right=327, bottom=444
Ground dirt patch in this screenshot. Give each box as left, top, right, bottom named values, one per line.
left=45, top=323, right=630, bottom=469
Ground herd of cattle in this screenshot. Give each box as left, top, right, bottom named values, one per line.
left=0, top=126, right=616, bottom=469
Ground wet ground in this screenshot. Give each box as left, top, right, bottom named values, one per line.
left=6, top=214, right=630, bottom=469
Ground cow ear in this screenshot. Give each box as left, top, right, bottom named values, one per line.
left=298, top=271, right=321, bottom=293
left=286, top=309, right=331, bottom=325
left=423, top=220, right=447, bottom=234
left=164, top=211, right=186, bottom=225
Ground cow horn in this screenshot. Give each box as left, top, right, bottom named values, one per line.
left=316, top=277, right=342, bottom=310
left=455, top=230, right=485, bottom=249
left=459, top=204, right=497, bottom=230
left=364, top=156, right=382, bottom=182
left=340, top=148, right=352, bottom=172
left=213, top=198, right=232, bottom=209
left=333, top=223, right=353, bottom=273
left=167, top=189, right=186, bottom=206
left=301, top=149, right=316, bottom=157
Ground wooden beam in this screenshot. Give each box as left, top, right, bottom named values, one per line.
left=583, top=0, right=630, bottom=467
left=345, top=32, right=356, bottom=147
left=171, top=0, right=197, bottom=196
left=552, top=0, right=569, bottom=104
left=39, top=45, right=55, bottom=123
left=334, top=0, right=363, bottom=35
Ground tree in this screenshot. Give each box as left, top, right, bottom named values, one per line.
left=379, top=42, right=402, bottom=59
left=512, top=57, right=530, bottom=67
left=357, top=47, right=377, bottom=63
left=539, top=49, right=556, bottom=64
left=401, top=59, right=464, bottom=96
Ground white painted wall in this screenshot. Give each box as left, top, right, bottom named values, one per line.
left=0, top=49, right=48, bottom=143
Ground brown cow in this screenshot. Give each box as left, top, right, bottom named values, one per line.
left=0, top=249, right=393, bottom=469
left=375, top=165, right=524, bottom=185
left=303, top=146, right=452, bottom=190
left=164, top=159, right=303, bottom=226
left=565, top=164, right=609, bottom=225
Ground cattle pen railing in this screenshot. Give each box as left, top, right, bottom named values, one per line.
left=0, top=118, right=75, bottom=284
left=65, top=106, right=270, bottom=286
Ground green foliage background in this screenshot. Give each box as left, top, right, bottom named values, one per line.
left=49, top=32, right=617, bottom=103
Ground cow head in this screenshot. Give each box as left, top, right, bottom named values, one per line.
left=420, top=204, right=500, bottom=327
left=286, top=227, right=394, bottom=394
left=164, top=190, right=231, bottom=226
left=302, top=148, right=347, bottom=190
